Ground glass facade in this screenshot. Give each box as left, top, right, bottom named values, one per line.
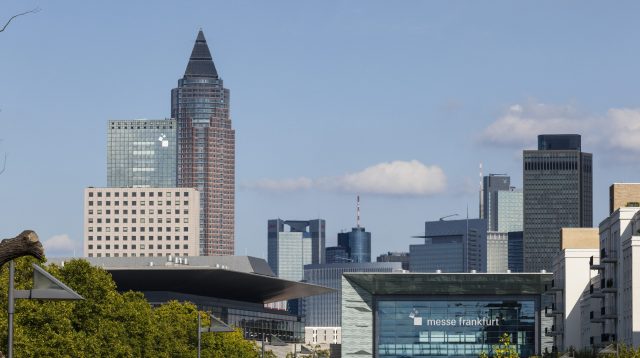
left=376, top=297, right=537, bottom=357
left=107, top=119, right=177, bottom=188
left=145, top=291, right=304, bottom=343
left=337, top=227, right=372, bottom=263
left=410, top=219, right=487, bottom=273
left=303, top=262, right=401, bottom=327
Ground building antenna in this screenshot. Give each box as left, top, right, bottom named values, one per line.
left=356, top=195, right=361, bottom=228
left=479, top=162, right=483, bottom=219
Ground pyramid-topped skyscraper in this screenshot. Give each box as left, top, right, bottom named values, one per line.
left=171, top=30, right=235, bottom=256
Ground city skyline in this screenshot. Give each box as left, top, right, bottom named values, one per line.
left=1, top=1, right=640, bottom=260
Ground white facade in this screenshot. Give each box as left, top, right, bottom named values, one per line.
left=552, top=206, right=640, bottom=351
left=550, top=247, right=599, bottom=351
left=84, top=187, right=200, bottom=258
left=597, top=207, right=640, bottom=346
left=305, top=327, right=341, bottom=345
left=268, top=231, right=312, bottom=281
left=487, top=231, right=509, bottom=272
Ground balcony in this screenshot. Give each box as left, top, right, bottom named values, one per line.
left=601, top=249, right=618, bottom=263
left=545, top=304, right=564, bottom=317
left=590, top=310, right=604, bottom=323
left=590, top=255, right=604, bottom=270
left=545, top=279, right=563, bottom=292
left=545, top=325, right=563, bottom=337
left=600, top=307, right=617, bottom=320
left=602, top=278, right=617, bottom=293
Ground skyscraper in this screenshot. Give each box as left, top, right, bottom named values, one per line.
left=267, top=219, right=313, bottom=281
left=337, top=227, right=371, bottom=263
left=523, top=134, right=592, bottom=272
left=171, top=31, right=235, bottom=256
left=107, top=119, right=177, bottom=188
left=409, top=218, right=487, bottom=273
left=267, top=219, right=326, bottom=281
left=481, top=174, right=511, bottom=231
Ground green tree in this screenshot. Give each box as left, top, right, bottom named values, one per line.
left=479, top=333, right=520, bottom=358
left=0, top=257, right=262, bottom=357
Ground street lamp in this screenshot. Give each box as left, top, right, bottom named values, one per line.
left=197, top=313, right=234, bottom=358
left=8, top=262, right=84, bottom=358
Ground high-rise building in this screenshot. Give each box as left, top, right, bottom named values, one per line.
left=267, top=219, right=326, bottom=281
left=409, top=218, right=487, bottom=273
left=171, top=30, right=235, bottom=256
left=337, top=227, right=371, bottom=263
left=83, top=187, right=200, bottom=258
left=523, top=134, right=592, bottom=272
left=482, top=174, right=511, bottom=231
left=376, top=251, right=410, bottom=271
left=107, top=119, right=177, bottom=188
left=325, top=246, right=349, bottom=264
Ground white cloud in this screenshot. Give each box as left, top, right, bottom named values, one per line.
left=480, top=100, right=640, bottom=157
left=243, top=160, right=447, bottom=196
left=43, top=234, right=76, bottom=256
left=324, top=160, right=446, bottom=195
left=480, top=101, right=588, bottom=147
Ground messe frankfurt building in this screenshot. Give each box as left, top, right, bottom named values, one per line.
left=341, top=272, right=553, bottom=357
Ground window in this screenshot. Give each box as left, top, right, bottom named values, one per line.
left=88, top=201, right=94, bottom=206
left=88, top=245, right=93, bottom=249
left=98, top=192, right=102, bottom=197
left=183, top=218, right=188, bottom=223
left=89, top=192, right=94, bottom=197
left=174, top=218, right=180, bottom=223
left=97, top=210, right=102, bottom=215
left=175, top=227, right=180, bottom=232
left=183, top=236, right=188, bottom=241
left=88, top=210, right=93, bottom=215
left=183, top=201, right=188, bottom=205
left=88, top=236, right=94, bottom=241
left=184, top=192, right=189, bottom=197
left=183, top=244, right=188, bottom=249
left=183, top=227, right=188, bottom=232
left=88, top=218, right=93, bottom=223
left=88, top=227, right=94, bottom=232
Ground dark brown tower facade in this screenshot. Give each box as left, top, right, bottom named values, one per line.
left=171, top=30, right=235, bottom=255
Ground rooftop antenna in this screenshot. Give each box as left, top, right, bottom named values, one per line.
left=356, top=195, right=361, bottom=228
left=479, top=162, right=483, bottom=219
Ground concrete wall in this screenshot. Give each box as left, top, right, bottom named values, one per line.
left=341, top=276, right=374, bottom=357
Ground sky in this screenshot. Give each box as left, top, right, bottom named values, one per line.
left=1, top=1, right=640, bottom=259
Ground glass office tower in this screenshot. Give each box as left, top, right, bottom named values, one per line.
left=107, top=119, right=177, bottom=188
left=337, top=227, right=372, bottom=263
left=523, top=134, right=592, bottom=272
left=171, top=30, right=235, bottom=256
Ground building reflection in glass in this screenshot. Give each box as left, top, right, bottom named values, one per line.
left=377, top=298, right=536, bottom=357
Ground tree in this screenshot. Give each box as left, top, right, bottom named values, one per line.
left=0, top=8, right=40, bottom=33
left=0, top=257, right=263, bottom=357
left=479, top=333, right=520, bottom=358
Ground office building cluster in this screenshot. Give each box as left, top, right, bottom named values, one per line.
left=77, top=30, right=640, bottom=357
left=85, top=30, right=235, bottom=258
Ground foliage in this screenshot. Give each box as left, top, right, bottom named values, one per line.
left=0, top=257, right=262, bottom=357
left=479, top=333, right=520, bottom=358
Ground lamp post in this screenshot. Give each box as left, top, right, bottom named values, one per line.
left=7, top=262, right=84, bottom=358
left=197, top=312, right=234, bottom=358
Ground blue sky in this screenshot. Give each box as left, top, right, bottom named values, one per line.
left=1, top=1, right=639, bottom=258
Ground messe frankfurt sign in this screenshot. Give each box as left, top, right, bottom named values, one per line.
left=409, top=310, right=500, bottom=327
